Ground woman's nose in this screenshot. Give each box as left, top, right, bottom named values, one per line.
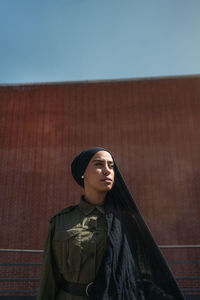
left=103, top=164, right=110, bottom=175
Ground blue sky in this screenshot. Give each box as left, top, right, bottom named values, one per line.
left=0, top=0, right=200, bottom=84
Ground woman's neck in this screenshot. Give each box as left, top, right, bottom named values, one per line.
left=84, top=190, right=107, bottom=205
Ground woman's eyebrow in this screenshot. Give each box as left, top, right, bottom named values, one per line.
left=92, top=159, right=114, bottom=163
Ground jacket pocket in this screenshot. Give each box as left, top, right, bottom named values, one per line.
left=53, top=230, right=81, bottom=274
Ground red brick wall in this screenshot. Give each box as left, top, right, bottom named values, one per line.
left=0, top=250, right=42, bottom=296
left=0, top=76, right=200, bottom=296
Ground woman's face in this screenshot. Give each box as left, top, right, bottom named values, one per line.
left=83, top=151, right=115, bottom=193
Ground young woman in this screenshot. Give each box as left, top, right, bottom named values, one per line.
left=37, top=147, right=184, bottom=300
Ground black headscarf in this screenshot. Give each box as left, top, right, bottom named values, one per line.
left=71, top=147, right=185, bottom=300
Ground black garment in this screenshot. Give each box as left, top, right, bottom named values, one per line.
left=89, top=195, right=142, bottom=300
left=71, top=147, right=185, bottom=300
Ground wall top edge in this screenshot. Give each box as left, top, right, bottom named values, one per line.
left=0, top=74, right=200, bottom=88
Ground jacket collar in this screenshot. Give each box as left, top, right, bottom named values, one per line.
left=79, top=195, right=105, bottom=215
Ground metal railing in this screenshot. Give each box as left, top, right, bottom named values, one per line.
left=0, top=246, right=200, bottom=295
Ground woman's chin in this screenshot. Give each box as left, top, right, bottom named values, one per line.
left=100, top=185, right=113, bottom=192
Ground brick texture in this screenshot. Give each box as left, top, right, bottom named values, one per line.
left=0, top=76, right=200, bottom=296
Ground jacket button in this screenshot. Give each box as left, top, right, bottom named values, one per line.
left=90, top=227, right=96, bottom=232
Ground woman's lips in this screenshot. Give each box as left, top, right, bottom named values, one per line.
left=101, top=178, right=112, bottom=183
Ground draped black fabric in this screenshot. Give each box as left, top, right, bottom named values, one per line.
left=71, top=148, right=185, bottom=300
left=89, top=195, right=142, bottom=300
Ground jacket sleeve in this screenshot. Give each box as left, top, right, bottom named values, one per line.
left=37, top=220, right=61, bottom=300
